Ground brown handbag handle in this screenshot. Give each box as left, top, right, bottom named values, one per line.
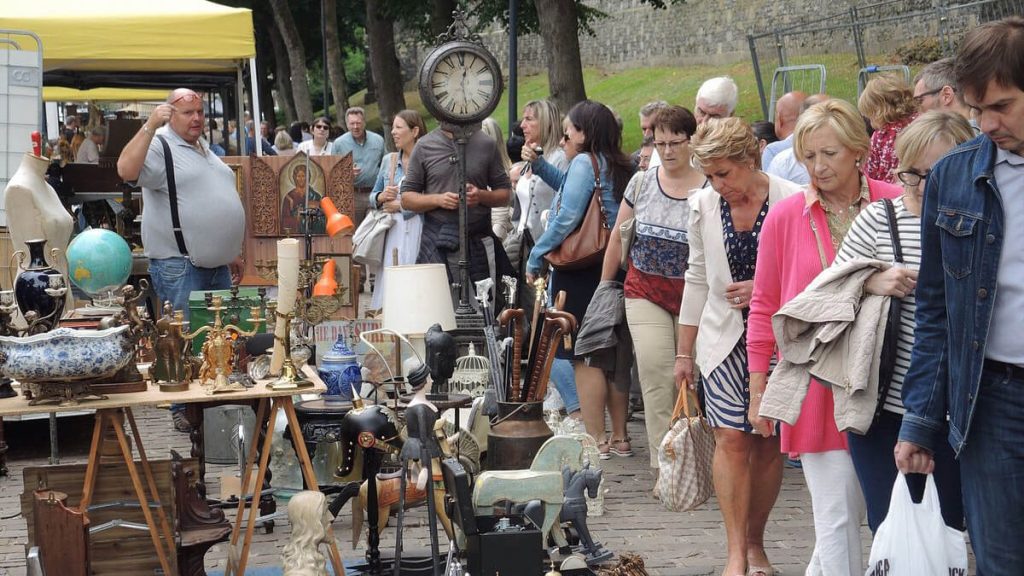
left=670, top=386, right=702, bottom=424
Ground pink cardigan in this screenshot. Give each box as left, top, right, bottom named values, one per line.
left=747, top=177, right=902, bottom=454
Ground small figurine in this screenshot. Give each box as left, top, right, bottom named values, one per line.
left=394, top=363, right=444, bottom=576
left=281, top=490, right=333, bottom=576
left=184, top=296, right=263, bottom=394
left=153, top=302, right=192, bottom=389
left=560, top=463, right=613, bottom=564
left=424, top=323, right=456, bottom=396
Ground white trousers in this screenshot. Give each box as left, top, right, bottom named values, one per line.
left=801, top=449, right=866, bottom=576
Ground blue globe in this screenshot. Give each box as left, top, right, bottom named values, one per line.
left=66, top=229, right=133, bottom=296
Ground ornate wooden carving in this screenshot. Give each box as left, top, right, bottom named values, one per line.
left=329, top=153, right=356, bottom=218
left=250, top=156, right=279, bottom=236
left=171, top=451, right=231, bottom=576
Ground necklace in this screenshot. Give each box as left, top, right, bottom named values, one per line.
left=820, top=195, right=862, bottom=249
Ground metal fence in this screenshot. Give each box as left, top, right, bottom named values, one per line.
left=748, top=0, right=1024, bottom=119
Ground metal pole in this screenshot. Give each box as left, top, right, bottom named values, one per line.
left=509, top=0, right=519, bottom=130
left=749, top=35, right=769, bottom=120
left=455, top=131, right=473, bottom=315
left=321, top=0, right=330, bottom=120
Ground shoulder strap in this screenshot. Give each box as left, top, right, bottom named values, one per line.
left=387, top=152, right=399, bottom=187
left=588, top=153, right=608, bottom=226
left=881, top=198, right=903, bottom=263
left=155, top=135, right=188, bottom=255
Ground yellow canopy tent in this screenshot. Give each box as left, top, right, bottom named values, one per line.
left=0, top=0, right=263, bottom=152
left=41, top=88, right=169, bottom=102
left=0, top=0, right=254, bottom=73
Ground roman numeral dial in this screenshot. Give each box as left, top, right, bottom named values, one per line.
left=420, top=43, right=503, bottom=124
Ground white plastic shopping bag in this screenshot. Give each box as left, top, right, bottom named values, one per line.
left=865, top=474, right=968, bottom=576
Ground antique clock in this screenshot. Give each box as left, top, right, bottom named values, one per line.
left=417, top=11, right=505, bottom=317
left=418, top=12, right=504, bottom=125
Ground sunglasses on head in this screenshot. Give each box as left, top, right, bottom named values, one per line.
left=170, top=91, right=201, bottom=104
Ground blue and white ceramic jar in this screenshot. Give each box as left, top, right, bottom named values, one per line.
left=318, top=335, right=361, bottom=402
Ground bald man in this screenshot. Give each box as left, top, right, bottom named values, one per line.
left=761, top=91, right=807, bottom=169
left=118, top=88, right=245, bottom=318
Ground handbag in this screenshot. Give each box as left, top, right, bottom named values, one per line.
left=618, top=168, right=649, bottom=270
left=352, top=154, right=399, bottom=268
left=874, top=198, right=904, bottom=424
left=654, top=386, right=715, bottom=512
left=544, top=154, right=610, bottom=270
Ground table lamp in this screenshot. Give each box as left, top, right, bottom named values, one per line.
left=381, top=264, right=456, bottom=380
left=320, top=197, right=354, bottom=238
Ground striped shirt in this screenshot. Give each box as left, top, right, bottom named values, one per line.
left=833, top=195, right=920, bottom=415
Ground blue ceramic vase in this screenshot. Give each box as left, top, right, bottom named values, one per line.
left=14, top=239, right=64, bottom=325
left=318, top=335, right=361, bottom=402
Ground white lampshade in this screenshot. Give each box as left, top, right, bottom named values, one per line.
left=381, top=264, right=457, bottom=337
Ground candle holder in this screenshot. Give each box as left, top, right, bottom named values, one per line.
left=255, top=256, right=348, bottom=326
left=269, top=310, right=313, bottom=390
left=183, top=295, right=265, bottom=394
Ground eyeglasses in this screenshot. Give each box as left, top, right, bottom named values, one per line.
left=314, top=124, right=330, bottom=131
left=913, top=88, right=943, bottom=105
left=654, top=139, right=689, bottom=151
left=170, top=91, right=201, bottom=104
left=897, top=169, right=931, bottom=187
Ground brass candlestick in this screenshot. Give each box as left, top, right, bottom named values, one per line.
left=269, top=310, right=312, bottom=390
left=183, top=296, right=265, bottom=394
left=254, top=256, right=348, bottom=326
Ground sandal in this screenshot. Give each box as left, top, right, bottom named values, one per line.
left=608, top=437, right=634, bottom=457
left=597, top=441, right=612, bottom=460
left=746, top=566, right=774, bottom=576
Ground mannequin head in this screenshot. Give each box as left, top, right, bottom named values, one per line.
left=282, top=490, right=330, bottom=576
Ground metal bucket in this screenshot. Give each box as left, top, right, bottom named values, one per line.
left=486, top=401, right=552, bottom=471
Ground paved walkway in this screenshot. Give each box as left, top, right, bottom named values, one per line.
left=0, top=403, right=844, bottom=576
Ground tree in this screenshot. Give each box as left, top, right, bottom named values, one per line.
left=365, top=0, right=407, bottom=142
left=473, top=0, right=685, bottom=113
left=323, top=0, right=350, bottom=115
left=534, top=0, right=587, bottom=113
left=269, top=0, right=314, bottom=122
left=267, top=20, right=298, bottom=125
left=431, top=0, right=457, bottom=37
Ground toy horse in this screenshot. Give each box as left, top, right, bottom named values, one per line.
left=350, top=467, right=454, bottom=548
left=472, top=436, right=583, bottom=547
left=560, top=464, right=613, bottom=563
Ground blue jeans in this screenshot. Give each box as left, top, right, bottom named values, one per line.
left=148, top=257, right=232, bottom=321
left=958, top=362, right=1024, bottom=576
left=550, top=358, right=579, bottom=414
left=848, top=411, right=963, bottom=533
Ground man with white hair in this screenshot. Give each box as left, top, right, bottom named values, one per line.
left=74, top=126, right=105, bottom=164
left=694, top=76, right=738, bottom=124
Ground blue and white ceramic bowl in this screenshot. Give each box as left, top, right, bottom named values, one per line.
left=0, top=325, right=134, bottom=382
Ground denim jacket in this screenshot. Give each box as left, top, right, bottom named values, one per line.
left=899, top=135, right=1006, bottom=456
left=525, top=153, right=619, bottom=275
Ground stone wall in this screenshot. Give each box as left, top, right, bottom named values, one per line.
left=473, top=0, right=858, bottom=75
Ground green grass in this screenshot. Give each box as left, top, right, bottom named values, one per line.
left=346, top=53, right=883, bottom=153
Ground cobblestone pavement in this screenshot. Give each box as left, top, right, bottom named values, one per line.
left=0, top=402, right=855, bottom=576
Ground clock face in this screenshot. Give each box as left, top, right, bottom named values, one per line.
left=420, top=42, right=503, bottom=124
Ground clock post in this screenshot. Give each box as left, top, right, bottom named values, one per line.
left=418, top=10, right=504, bottom=332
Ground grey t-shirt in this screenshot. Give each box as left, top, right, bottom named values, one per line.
left=401, top=128, right=511, bottom=231
left=137, top=126, right=246, bottom=268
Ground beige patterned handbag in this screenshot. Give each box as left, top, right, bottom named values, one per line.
left=654, top=386, right=716, bottom=512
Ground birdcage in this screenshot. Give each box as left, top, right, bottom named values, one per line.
left=449, top=342, right=489, bottom=398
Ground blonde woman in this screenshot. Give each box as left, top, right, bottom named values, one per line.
left=835, top=111, right=973, bottom=534
left=676, top=117, right=802, bottom=576
left=748, top=100, right=901, bottom=575
left=858, top=74, right=918, bottom=183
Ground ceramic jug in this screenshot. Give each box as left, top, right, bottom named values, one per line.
left=318, top=334, right=361, bottom=401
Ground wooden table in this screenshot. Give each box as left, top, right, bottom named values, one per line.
left=0, top=366, right=344, bottom=576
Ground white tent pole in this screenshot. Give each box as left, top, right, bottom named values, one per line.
left=248, top=57, right=262, bottom=156
left=235, top=65, right=246, bottom=155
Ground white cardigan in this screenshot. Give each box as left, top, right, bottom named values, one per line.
left=678, top=173, right=802, bottom=376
